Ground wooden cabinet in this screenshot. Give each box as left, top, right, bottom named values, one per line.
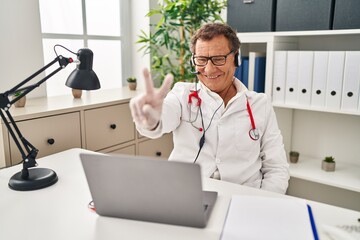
left=0, top=88, right=173, bottom=168
left=237, top=29, right=360, bottom=210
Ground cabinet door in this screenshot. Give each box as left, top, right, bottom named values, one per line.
left=9, top=112, right=81, bottom=165
left=84, top=103, right=135, bottom=151
left=138, top=133, right=173, bottom=159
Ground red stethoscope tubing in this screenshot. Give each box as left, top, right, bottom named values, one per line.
left=246, top=99, right=259, bottom=141
left=188, top=91, right=259, bottom=141
left=246, top=99, right=256, bottom=132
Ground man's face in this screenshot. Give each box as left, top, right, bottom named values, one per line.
left=194, top=35, right=236, bottom=94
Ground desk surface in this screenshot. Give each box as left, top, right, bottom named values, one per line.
left=0, top=148, right=359, bottom=240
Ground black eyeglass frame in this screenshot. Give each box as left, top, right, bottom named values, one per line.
left=192, top=50, right=235, bottom=67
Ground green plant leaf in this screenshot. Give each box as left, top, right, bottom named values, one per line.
left=137, top=0, right=227, bottom=84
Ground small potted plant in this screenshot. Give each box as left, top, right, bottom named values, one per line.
left=72, top=88, right=82, bottom=99
left=289, top=151, right=300, bottom=163
left=321, top=156, right=336, bottom=172
left=127, top=77, right=137, bottom=90
left=13, top=91, right=26, bottom=108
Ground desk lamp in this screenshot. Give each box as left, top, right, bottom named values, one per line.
left=0, top=45, right=101, bottom=191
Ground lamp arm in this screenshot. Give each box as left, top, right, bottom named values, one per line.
left=0, top=55, right=73, bottom=179
left=5, top=56, right=73, bottom=103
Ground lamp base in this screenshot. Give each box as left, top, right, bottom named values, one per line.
left=8, top=168, right=58, bottom=191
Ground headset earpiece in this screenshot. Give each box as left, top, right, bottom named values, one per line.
left=234, top=53, right=239, bottom=67
left=234, top=49, right=241, bottom=67
left=190, top=55, right=196, bottom=67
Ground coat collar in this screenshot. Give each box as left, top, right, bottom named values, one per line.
left=189, top=78, right=249, bottom=115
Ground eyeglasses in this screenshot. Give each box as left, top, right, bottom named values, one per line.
left=192, top=51, right=234, bottom=66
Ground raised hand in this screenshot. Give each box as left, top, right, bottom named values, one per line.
left=129, top=68, right=173, bottom=130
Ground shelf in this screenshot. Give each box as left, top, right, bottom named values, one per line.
left=3, top=88, right=140, bottom=121
left=289, top=156, right=360, bottom=193
left=273, top=103, right=360, bottom=116
left=237, top=29, right=360, bottom=38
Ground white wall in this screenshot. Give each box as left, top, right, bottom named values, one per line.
left=0, top=0, right=151, bottom=97
left=130, top=0, right=150, bottom=90
left=0, top=0, right=46, bottom=98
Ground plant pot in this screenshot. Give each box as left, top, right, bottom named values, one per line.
left=289, top=151, right=299, bottom=163
left=13, top=95, right=26, bottom=108
left=128, top=82, right=137, bottom=91
left=321, top=160, right=336, bottom=172
left=72, top=89, right=82, bottom=98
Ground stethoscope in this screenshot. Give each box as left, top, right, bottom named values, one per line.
left=187, top=89, right=259, bottom=141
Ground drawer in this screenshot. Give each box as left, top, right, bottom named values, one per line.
left=102, top=144, right=136, bottom=155
left=84, top=104, right=135, bottom=151
left=138, top=133, right=173, bottom=159
left=9, top=112, right=81, bottom=165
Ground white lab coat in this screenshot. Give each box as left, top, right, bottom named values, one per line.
left=137, top=79, right=289, bottom=194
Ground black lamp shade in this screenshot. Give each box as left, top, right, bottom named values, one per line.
left=65, top=48, right=101, bottom=90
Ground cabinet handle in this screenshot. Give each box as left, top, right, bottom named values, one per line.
left=47, top=138, right=55, bottom=145
left=156, top=151, right=162, bottom=157
left=110, top=124, right=117, bottom=129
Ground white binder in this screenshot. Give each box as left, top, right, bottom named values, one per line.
left=326, top=51, right=345, bottom=110
left=341, top=51, right=360, bottom=111
left=311, top=51, right=329, bottom=108
left=272, top=51, right=287, bottom=104
left=285, top=51, right=299, bottom=104
left=297, top=51, right=314, bottom=106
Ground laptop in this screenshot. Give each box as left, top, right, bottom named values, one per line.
left=80, top=153, right=217, bottom=228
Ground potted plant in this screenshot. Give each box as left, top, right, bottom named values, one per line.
left=321, top=156, right=336, bottom=172
left=12, top=91, right=26, bottom=108
left=72, top=89, right=82, bottom=98
left=289, top=151, right=300, bottom=163
left=127, top=77, right=137, bottom=90
left=137, top=0, right=227, bottom=84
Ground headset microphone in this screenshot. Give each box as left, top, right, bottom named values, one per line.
left=190, top=70, right=200, bottom=75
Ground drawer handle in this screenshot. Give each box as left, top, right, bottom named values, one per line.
left=110, top=124, right=117, bottom=129
left=156, top=151, right=162, bottom=157
left=47, top=138, right=55, bottom=145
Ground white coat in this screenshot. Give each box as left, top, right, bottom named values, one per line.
left=137, top=79, right=290, bottom=194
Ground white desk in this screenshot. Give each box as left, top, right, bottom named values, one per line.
left=0, top=148, right=359, bottom=240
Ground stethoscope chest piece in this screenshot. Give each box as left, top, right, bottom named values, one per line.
left=249, top=128, right=260, bottom=141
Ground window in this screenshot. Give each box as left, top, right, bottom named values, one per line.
left=39, top=0, right=130, bottom=96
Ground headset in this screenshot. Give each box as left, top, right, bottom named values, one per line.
left=234, top=48, right=242, bottom=67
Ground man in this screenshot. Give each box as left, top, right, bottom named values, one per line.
left=130, top=23, right=289, bottom=194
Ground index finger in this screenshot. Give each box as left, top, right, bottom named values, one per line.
left=143, top=68, right=155, bottom=95
left=157, top=73, right=174, bottom=99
